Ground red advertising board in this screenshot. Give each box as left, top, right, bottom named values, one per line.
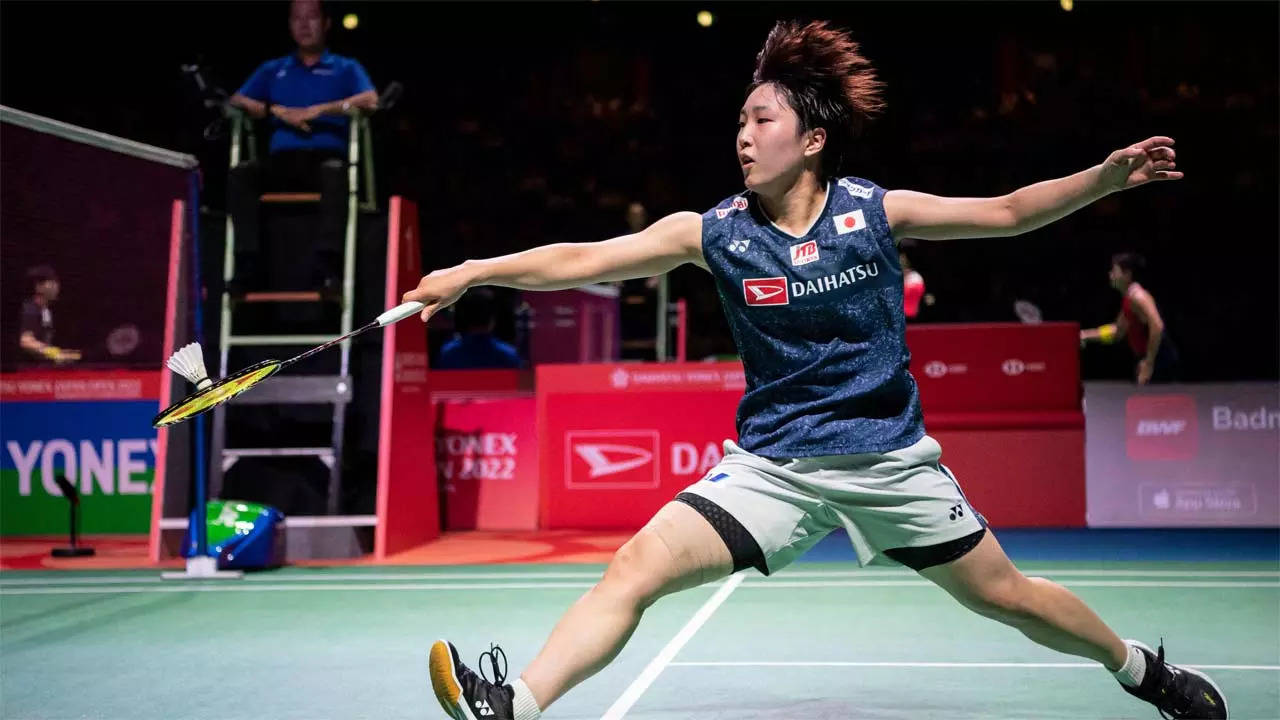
left=907, top=322, right=1081, bottom=415
left=437, top=397, right=539, bottom=530
left=537, top=323, right=1085, bottom=530
left=538, top=363, right=743, bottom=529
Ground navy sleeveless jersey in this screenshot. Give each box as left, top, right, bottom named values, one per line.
left=700, top=178, right=925, bottom=458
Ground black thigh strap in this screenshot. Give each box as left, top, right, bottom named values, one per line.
left=674, top=492, right=769, bottom=575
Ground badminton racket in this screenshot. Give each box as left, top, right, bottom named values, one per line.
left=152, top=301, right=424, bottom=428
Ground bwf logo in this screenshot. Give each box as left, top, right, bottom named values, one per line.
left=790, top=241, right=819, bottom=266
left=1126, top=395, right=1198, bottom=460
left=1135, top=420, right=1188, bottom=436
left=742, top=277, right=789, bottom=306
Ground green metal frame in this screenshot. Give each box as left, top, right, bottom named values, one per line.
left=211, top=108, right=376, bottom=516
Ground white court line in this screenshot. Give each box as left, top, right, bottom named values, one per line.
left=0, top=582, right=598, bottom=596
left=601, top=574, right=745, bottom=720
left=1, top=568, right=1273, bottom=588
left=669, top=661, right=1280, bottom=671
left=2, top=578, right=1276, bottom=596
left=773, top=569, right=1280, bottom=578
left=0, top=572, right=605, bottom=587
left=740, top=580, right=1280, bottom=589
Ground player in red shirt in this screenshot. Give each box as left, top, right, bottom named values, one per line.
left=1080, top=252, right=1178, bottom=384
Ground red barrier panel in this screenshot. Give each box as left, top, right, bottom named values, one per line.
left=908, top=322, right=1085, bottom=527
left=429, top=370, right=533, bottom=402
left=538, top=364, right=743, bottom=529
left=436, top=397, right=539, bottom=530
left=375, top=197, right=439, bottom=559
left=536, top=323, right=1085, bottom=530
left=906, top=322, right=1081, bottom=413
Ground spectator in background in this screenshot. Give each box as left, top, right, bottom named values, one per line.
left=1080, top=252, right=1178, bottom=384
left=436, top=288, right=522, bottom=369
left=18, top=266, right=78, bottom=366
left=227, top=0, right=378, bottom=291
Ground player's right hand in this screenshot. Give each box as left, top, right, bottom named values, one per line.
left=402, top=265, right=474, bottom=322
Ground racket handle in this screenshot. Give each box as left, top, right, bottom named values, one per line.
left=376, top=301, right=425, bottom=326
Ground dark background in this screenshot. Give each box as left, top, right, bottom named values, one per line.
left=3, top=1, right=1276, bottom=381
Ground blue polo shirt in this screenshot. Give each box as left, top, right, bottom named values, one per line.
left=237, top=51, right=374, bottom=153
left=436, top=334, right=523, bottom=370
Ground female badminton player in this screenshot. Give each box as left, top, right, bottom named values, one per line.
left=1081, top=251, right=1179, bottom=384
left=409, top=21, right=1224, bottom=720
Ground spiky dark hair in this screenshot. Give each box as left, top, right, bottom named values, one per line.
left=751, top=20, right=885, bottom=178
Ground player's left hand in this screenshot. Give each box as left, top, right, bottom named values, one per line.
left=1136, top=358, right=1153, bottom=385
left=1100, top=137, right=1182, bottom=192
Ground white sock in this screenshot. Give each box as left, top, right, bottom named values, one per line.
left=1111, top=641, right=1147, bottom=688
left=511, top=678, right=542, bottom=720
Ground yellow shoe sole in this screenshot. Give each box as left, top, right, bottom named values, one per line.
left=429, top=639, right=472, bottom=720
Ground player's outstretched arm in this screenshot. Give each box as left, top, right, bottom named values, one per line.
left=885, top=136, right=1181, bottom=242
left=402, top=211, right=704, bottom=321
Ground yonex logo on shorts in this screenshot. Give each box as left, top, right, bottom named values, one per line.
left=743, top=277, right=789, bottom=306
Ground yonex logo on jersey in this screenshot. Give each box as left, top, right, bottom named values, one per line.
left=834, top=209, right=867, bottom=235
left=790, top=240, right=819, bottom=266
left=790, top=262, right=879, bottom=298
left=732, top=196, right=749, bottom=210
left=715, top=208, right=732, bottom=220
left=743, top=277, right=789, bottom=306
left=728, top=238, right=750, bottom=253
left=838, top=178, right=874, bottom=199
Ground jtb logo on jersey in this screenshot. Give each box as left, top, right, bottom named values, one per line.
left=790, top=241, right=819, bottom=267
left=743, top=277, right=789, bottom=306
left=834, top=209, right=866, bottom=235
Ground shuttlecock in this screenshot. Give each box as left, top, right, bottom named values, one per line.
left=167, top=342, right=212, bottom=390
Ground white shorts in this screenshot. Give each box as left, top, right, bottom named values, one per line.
left=677, top=435, right=987, bottom=574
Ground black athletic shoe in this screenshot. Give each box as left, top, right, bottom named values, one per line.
left=1120, top=640, right=1228, bottom=719
left=429, top=639, right=515, bottom=720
